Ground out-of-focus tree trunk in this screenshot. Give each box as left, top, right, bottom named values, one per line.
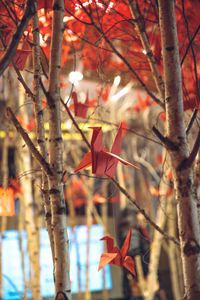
left=145, top=171, right=169, bottom=300
left=84, top=178, right=93, bottom=300
left=47, top=0, right=70, bottom=298
left=158, top=1, right=200, bottom=299
left=17, top=81, right=41, bottom=300
left=167, top=195, right=184, bottom=300
left=0, top=124, right=9, bottom=299
left=31, top=1, right=54, bottom=261
left=102, top=181, right=108, bottom=300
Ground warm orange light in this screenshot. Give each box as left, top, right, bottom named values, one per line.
left=0, top=188, right=15, bottom=216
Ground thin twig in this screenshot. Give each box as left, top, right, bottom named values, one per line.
left=128, top=0, right=165, bottom=102
left=111, top=177, right=180, bottom=245
left=152, top=126, right=179, bottom=151
left=177, top=129, right=200, bottom=171
left=186, top=109, right=198, bottom=135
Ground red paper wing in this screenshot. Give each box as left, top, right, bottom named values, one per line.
left=104, top=151, right=140, bottom=170
left=98, top=252, right=118, bottom=271
left=13, top=49, right=32, bottom=70
left=95, top=150, right=108, bottom=175
left=110, top=124, right=122, bottom=156
left=76, top=103, right=88, bottom=118
left=120, top=228, right=132, bottom=259
left=74, top=151, right=92, bottom=173
left=85, top=91, right=89, bottom=104
left=100, top=235, right=114, bottom=252
left=90, top=127, right=102, bottom=172
left=123, top=256, right=136, bottom=276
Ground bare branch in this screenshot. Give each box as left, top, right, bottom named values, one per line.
left=177, top=130, right=200, bottom=171
left=111, top=177, right=180, bottom=246
left=152, top=126, right=179, bottom=151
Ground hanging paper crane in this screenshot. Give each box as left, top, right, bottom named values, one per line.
left=98, top=228, right=136, bottom=275
left=74, top=124, right=139, bottom=178
left=71, top=91, right=96, bottom=119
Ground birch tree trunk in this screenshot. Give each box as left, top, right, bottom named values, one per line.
left=167, top=195, right=184, bottom=300
left=0, top=126, right=9, bottom=299
left=158, top=1, right=200, bottom=299
left=31, top=1, right=54, bottom=261
left=17, top=82, right=41, bottom=300
left=47, top=0, right=70, bottom=298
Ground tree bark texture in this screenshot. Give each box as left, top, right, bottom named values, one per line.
left=47, top=0, right=71, bottom=298
left=31, top=2, right=55, bottom=262
left=158, top=1, right=200, bottom=299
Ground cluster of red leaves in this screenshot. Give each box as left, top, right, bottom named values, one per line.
left=1, top=0, right=200, bottom=110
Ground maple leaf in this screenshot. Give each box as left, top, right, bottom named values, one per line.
left=74, top=124, right=140, bottom=178
left=98, top=228, right=136, bottom=276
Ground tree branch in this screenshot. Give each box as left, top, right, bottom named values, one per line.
left=0, top=0, right=36, bottom=76
left=128, top=0, right=165, bottom=103
left=6, top=107, right=52, bottom=176
left=152, top=126, right=179, bottom=151
left=111, top=177, right=180, bottom=245
left=177, top=130, right=200, bottom=171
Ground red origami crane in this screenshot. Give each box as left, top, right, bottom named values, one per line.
left=71, top=91, right=96, bottom=119
left=74, top=124, right=139, bottom=178
left=98, top=228, right=136, bottom=276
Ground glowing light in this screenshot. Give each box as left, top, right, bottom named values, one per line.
left=69, top=71, right=83, bottom=86
left=111, top=82, right=133, bottom=102
left=113, top=75, right=121, bottom=86
left=142, top=49, right=147, bottom=55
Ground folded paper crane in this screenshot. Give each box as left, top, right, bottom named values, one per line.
left=71, top=91, right=96, bottom=119
left=74, top=124, right=139, bottom=178
left=98, top=228, right=136, bottom=276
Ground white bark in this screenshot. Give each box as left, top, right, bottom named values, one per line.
left=31, top=1, right=54, bottom=261
left=47, top=0, right=70, bottom=298
left=17, top=82, right=41, bottom=299
left=158, top=1, right=200, bottom=299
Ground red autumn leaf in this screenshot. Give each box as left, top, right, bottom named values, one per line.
left=74, top=124, right=140, bottom=178
left=12, top=40, right=32, bottom=70
left=98, top=228, right=136, bottom=276
left=37, top=0, right=53, bottom=10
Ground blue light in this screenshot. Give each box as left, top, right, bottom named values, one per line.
left=2, top=225, right=112, bottom=299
